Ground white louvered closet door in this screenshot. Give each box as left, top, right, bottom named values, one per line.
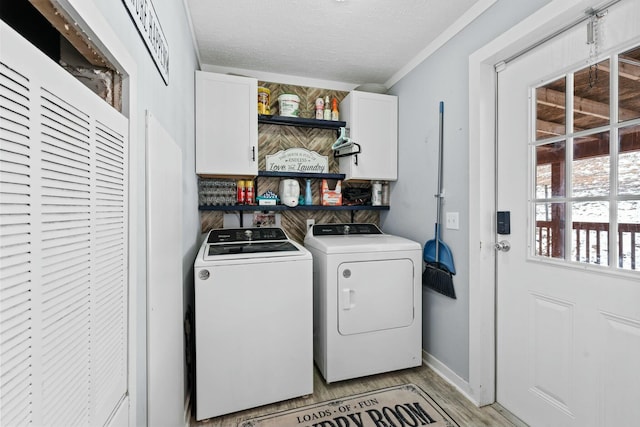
left=0, top=23, right=129, bottom=426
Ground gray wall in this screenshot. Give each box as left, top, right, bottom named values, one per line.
left=383, top=0, right=551, bottom=381
left=86, top=1, right=200, bottom=425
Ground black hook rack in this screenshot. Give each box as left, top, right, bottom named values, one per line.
left=333, top=142, right=361, bottom=158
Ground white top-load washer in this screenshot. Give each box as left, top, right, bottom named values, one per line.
left=304, top=223, right=422, bottom=383
left=194, top=227, right=313, bottom=420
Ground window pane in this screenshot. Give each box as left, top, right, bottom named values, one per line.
left=618, top=200, right=640, bottom=270
left=618, top=46, right=640, bottom=123
left=536, top=141, right=566, bottom=198
left=574, top=59, right=610, bottom=131
left=536, top=77, right=566, bottom=140
left=618, top=125, right=640, bottom=196
left=535, top=202, right=565, bottom=259
left=573, top=131, right=610, bottom=197
left=572, top=201, right=609, bottom=266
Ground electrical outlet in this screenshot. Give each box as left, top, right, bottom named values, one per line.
left=445, top=212, right=459, bottom=230
left=306, top=219, right=315, bottom=230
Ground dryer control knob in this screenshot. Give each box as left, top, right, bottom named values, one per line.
left=198, top=269, right=210, bottom=280
left=343, top=225, right=350, bottom=235
left=343, top=269, right=351, bottom=278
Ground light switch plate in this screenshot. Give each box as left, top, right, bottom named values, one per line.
left=445, top=212, right=459, bottom=230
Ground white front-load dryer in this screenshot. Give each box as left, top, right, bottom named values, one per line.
left=304, top=223, right=422, bottom=383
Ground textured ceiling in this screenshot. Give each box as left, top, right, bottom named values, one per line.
left=185, top=0, right=482, bottom=87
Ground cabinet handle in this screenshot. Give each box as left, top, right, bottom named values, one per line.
left=354, top=154, right=358, bottom=166
left=251, top=146, right=256, bottom=162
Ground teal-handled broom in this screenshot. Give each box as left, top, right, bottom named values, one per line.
left=422, top=101, right=456, bottom=298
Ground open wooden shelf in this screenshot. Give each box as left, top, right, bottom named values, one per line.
left=258, top=114, right=346, bottom=130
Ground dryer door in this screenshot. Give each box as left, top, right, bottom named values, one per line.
left=337, top=259, right=414, bottom=335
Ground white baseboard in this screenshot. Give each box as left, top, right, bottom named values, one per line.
left=184, top=391, right=191, bottom=427
left=422, top=350, right=481, bottom=407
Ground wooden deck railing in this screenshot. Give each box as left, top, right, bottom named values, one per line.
left=536, top=220, right=639, bottom=270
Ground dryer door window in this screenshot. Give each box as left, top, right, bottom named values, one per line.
left=337, top=259, right=414, bottom=335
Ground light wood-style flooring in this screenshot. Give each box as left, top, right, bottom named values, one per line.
left=191, top=363, right=528, bottom=427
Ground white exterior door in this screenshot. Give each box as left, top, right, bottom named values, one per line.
left=496, top=2, right=640, bottom=426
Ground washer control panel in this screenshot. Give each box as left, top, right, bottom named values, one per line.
left=207, top=227, right=288, bottom=243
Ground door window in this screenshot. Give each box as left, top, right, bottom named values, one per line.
left=533, top=45, right=640, bottom=271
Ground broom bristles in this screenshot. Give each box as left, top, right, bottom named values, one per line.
left=422, top=262, right=456, bottom=299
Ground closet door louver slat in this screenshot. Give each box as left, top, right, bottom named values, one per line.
left=92, top=120, right=127, bottom=421
left=1, top=22, right=129, bottom=426
left=0, top=56, right=35, bottom=427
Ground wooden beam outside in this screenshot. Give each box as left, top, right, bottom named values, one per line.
left=536, top=119, right=566, bottom=137
left=537, top=131, right=640, bottom=165
left=600, top=56, right=640, bottom=81
left=537, top=88, right=639, bottom=122
left=617, top=61, right=640, bottom=81
left=537, top=87, right=566, bottom=111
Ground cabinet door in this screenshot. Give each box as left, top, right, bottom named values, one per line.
left=195, top=71, right=257, bottom=175
left=339, top=92, right=398, bottom=181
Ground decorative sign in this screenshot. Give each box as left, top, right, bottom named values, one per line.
left=122, top=0, right=169, bottom=85
left=266, top=148, right=328, bottom=173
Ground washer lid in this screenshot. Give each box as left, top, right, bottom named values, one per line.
left=201, top=227, right=309, bottom=261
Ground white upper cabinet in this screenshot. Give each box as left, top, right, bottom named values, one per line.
left=195, top=71, right=258, bottom=176
left=339, top=91, right=398, bottom=181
